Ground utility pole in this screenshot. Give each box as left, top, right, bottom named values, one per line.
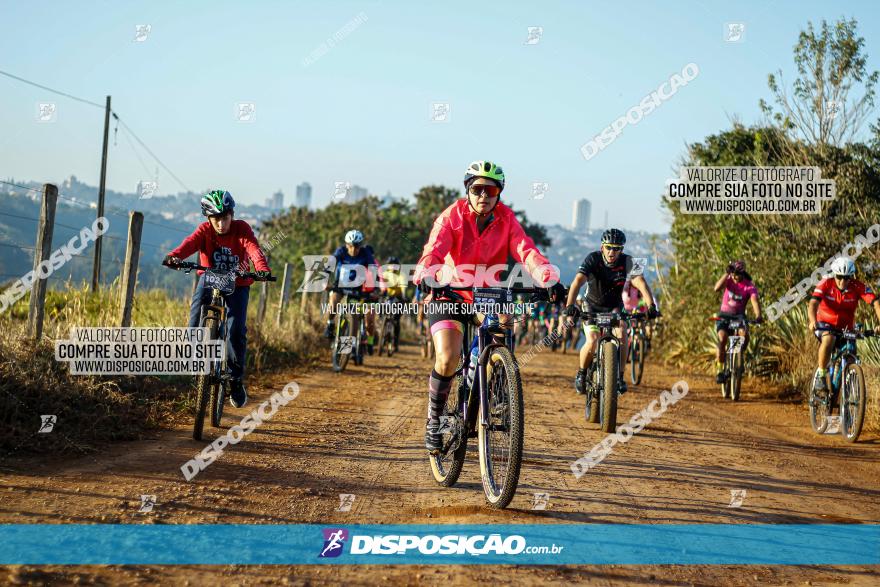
left=92, top=95, right=111, bottom=292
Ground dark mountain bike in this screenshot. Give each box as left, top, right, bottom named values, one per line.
left=428, top=285, right=545, bottom=509
left=712, top=315, right=760, bottom=402
left=330, top=287, right=371, bottom=372
left=626, top=313, right=648, bottom=385
left=810, top=324, right=874, bottom=442
left=377, top=295, right=400, bottom=357
left=573, top=308, right=643, bottom=433
left=166, top=261, right=276, bottom=441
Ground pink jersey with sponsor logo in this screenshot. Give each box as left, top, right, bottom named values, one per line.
left=720, top=277, right=758, bottom=315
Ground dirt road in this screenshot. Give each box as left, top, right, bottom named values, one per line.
left=2, top=343, right=879, bottom=585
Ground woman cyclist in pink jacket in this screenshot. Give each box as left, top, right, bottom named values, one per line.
left=415, top=160, right=565, bottom=452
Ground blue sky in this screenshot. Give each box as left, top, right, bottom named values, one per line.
left=1, top=0, right=878, bottom=233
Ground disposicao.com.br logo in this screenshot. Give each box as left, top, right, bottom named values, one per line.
left=318, top=528, right=563, bottom=558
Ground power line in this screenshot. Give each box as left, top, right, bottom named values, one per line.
left=0, top=69, right=193, bottom=196
left=0, top=69, right=105, bottom=109
left=115, top=118, right=192, bottom=193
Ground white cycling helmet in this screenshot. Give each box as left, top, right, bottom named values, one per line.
left=830, top=256, right=856, bottom=277
left=344, top=229, right=364, bottom=245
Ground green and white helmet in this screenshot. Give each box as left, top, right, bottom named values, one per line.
left=201, top=190, right=236, bottom=217
left=464, top=160, right=505, bottom=191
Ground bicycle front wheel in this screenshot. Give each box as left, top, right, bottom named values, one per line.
left=635, top=335, right=645, bottom=385
left=332, top=315, right=352, bottom=372
left=840, top=363, right=867, bottom=442
left=600, top=340, right=618, bottom=433
left=380, top=317, right=395, bottom=357
left=194, top=314, right=219, bottom=440
left=478, top=346, right=524, bottom=509
left=730, top=350, right=743, bottom=402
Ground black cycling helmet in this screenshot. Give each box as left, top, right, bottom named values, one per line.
left=386, top=256, right=400, bottom=265
left=601, top=228, right=626, bottom=246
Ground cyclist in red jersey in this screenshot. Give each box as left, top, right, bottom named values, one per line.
left=414, top=160, right=565, bottom=452
left=808, top=257, right=880, bottom=391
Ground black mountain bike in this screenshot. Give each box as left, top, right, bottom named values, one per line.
left=167, top=261, right=276, bottom=441
left=626, top=313, right=648, bottom=385
left=713, top=315, right=760, bottom=402
left=810, top=324, right=874, bottom=442
left=574, top=308, right=642, bottom=433
left=330, top=287, right=371, bottom=372
left=377, top=295, right=400, bottom=357
left=428, top=286, right=545, bottom=509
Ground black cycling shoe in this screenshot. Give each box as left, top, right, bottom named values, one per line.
left=574, top=369, right=587, bottom=395
left=229, top=379, right=248, bottom=408
left=715, top=370, right=727, bottom=384
left=617, top=379, right=628, bottom=394
left=425, top=419, right=442, bottom=453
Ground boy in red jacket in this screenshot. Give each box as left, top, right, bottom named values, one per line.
left=163, top=190, right=271, bottom=408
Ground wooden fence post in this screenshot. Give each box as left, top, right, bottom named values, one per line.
left=276, top=262, right=292, bottom=326
left=27, top=183, right=58, bottom=339
left=258, top=281, right=269, bottom=324
left=118, top=211, right=144, bottom=327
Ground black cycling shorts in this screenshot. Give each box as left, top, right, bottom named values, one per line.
left=715, top=312, right=748, bottom=334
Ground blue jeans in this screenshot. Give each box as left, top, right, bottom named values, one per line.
left=188, top=274, right=250, bottom=380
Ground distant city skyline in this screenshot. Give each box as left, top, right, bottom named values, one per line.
left=3, top=2, right=875, bottom=234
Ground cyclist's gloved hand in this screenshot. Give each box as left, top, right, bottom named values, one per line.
left=254, top=270, right=272, bottom=280
left=564, top=304, right=580, bottom=318
left=647, top=306, right=661, bottom=319
left=163, top=255, right=181, bottom=267
left=753, top=316, right=764, bottom=324
left=547, top=282, right=567, bottom=303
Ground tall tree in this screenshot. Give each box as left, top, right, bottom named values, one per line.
left=760, top=18, right=879, bottom=149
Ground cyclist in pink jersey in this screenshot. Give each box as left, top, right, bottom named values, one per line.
left=713, top=260, right=763, bottom=383
left=414, top=160, right=565, bottom=452
left=622, top=279, right=648, bottom=313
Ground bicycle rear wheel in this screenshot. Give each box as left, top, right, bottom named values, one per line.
left=840, top=363, right=866, bottom=442
left=332, top=315, right=353, bottom=372
left=429, top=358, right=469, bottom=486
left=478, top=346, right=523, bottom=509
left=600, top=340, right=618, bottom=433
left=808, top=377, right=831, bottom=434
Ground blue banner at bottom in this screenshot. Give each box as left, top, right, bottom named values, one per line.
left=2, top=524, right=878, bottom=565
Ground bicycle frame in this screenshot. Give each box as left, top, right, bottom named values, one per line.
left=828, top=335, right=860, bottom=401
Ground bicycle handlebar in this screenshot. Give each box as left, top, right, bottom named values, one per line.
left=165, top=260, right=278, bottom=282
left=429, top=285, right=551, bottom=303
left=709, top=316, right=762, bottom=325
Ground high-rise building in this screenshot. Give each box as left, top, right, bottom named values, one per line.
left=349, top=185, right=368, bottom=202
left=572, top=198, right=591, bottom=232
left=295, top=182, right=312, bottom=208
left=271, top=189, right=284, bottom=210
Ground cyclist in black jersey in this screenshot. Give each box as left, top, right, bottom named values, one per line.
left=563, top=229, right=659, bottom=395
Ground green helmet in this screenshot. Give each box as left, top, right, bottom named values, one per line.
left=201, top=190, right=236, bottom=217
left=464, top=160, right=505, bottom=191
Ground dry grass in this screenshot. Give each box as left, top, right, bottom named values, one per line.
left=1, top=280, right=324, bottom=455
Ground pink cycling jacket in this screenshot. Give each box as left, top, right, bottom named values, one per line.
left=415, top=199, right=558, bottom=300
